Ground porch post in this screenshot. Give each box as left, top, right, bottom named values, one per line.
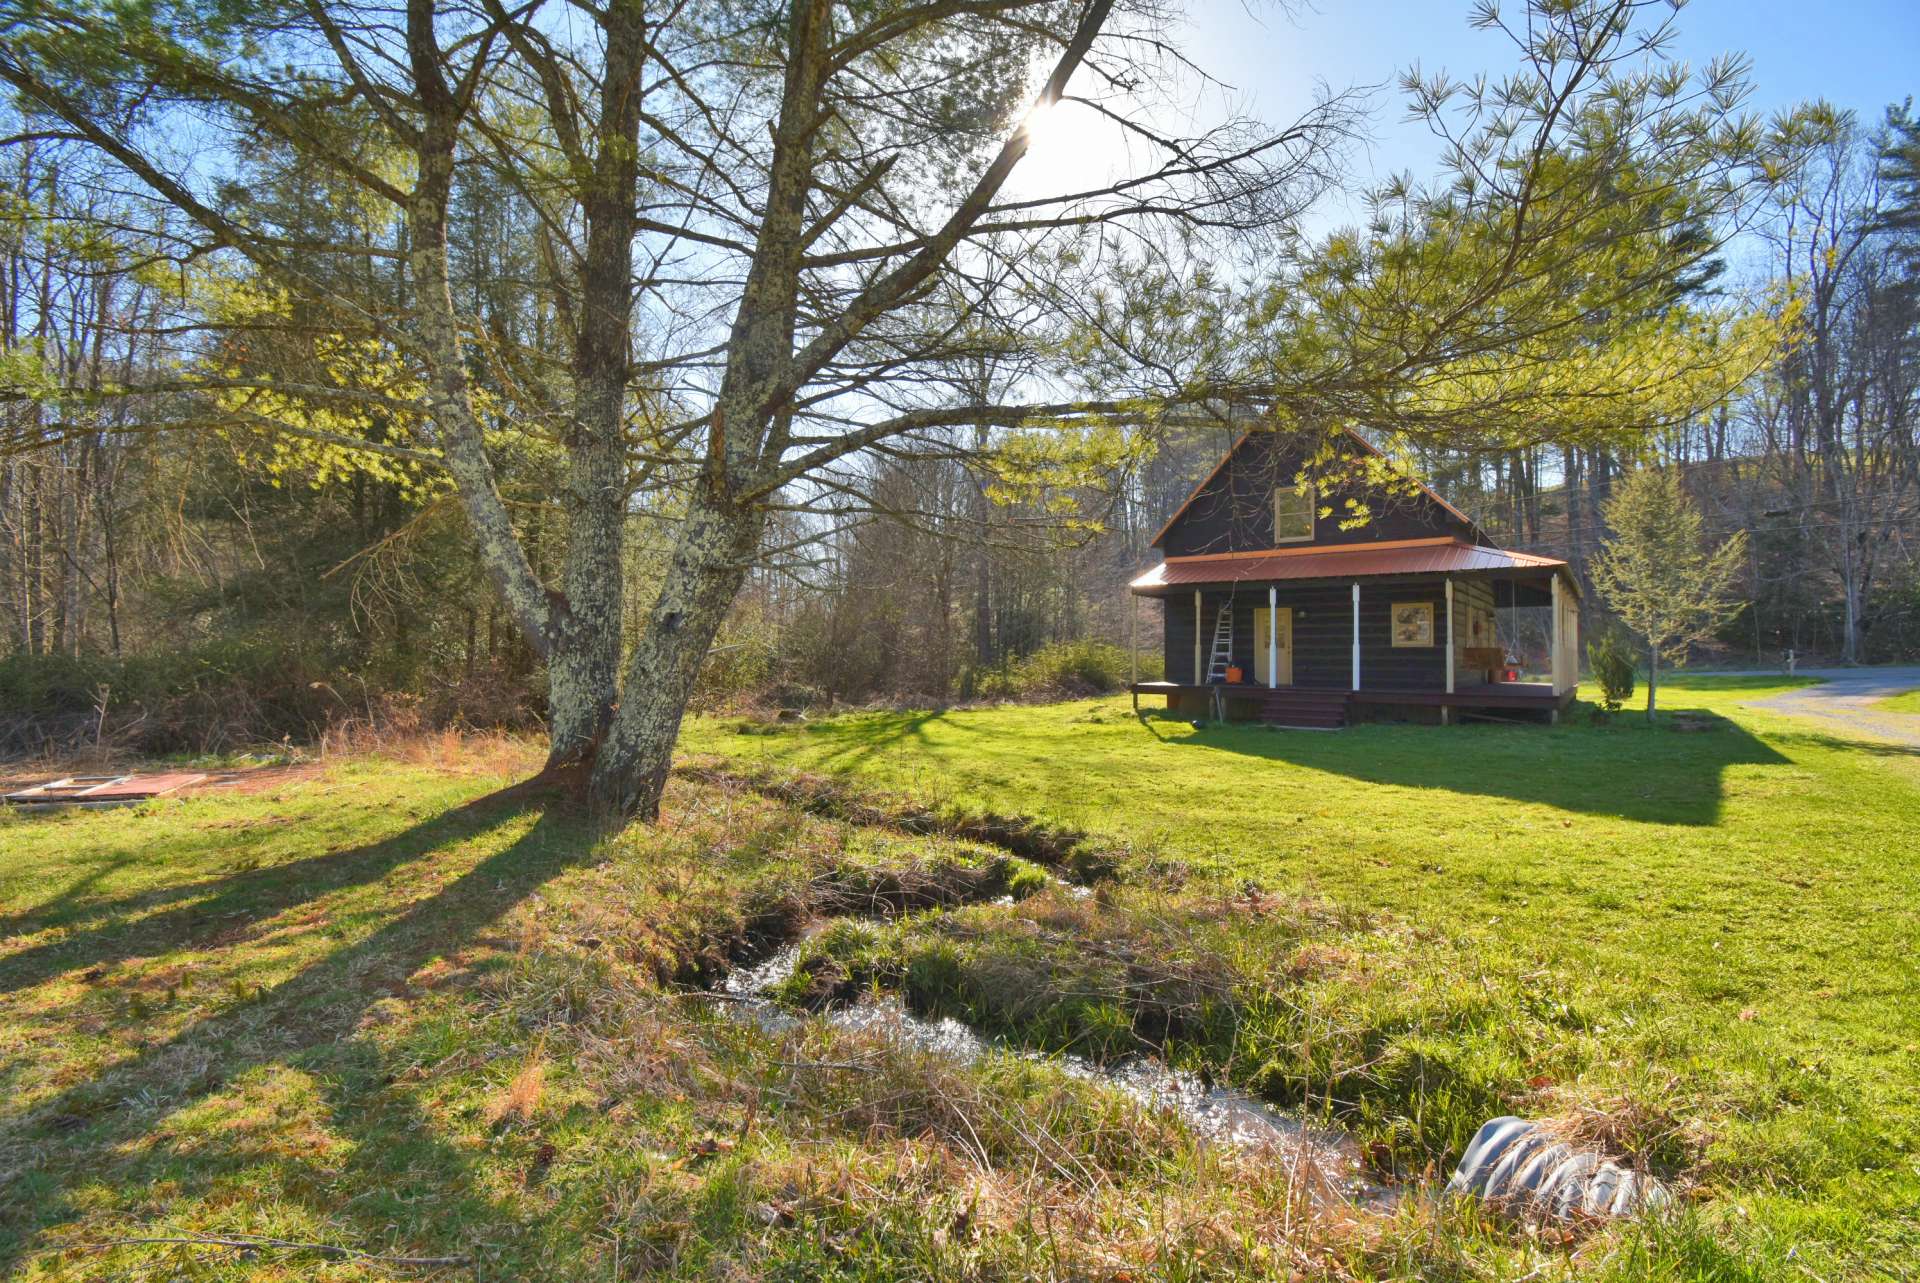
left=1569, top=588, right=1580, bottom=693
left=1350, top=582, right=1361, bottom=691
left=1444, top=577, right=1455, bottom=694
left=1267, top=584, right=1278, bottom=689
left=1193, top=589, right=1202, bottom=684
left=1129, top=590, right=1138, bottom=686
left=1550, top=573, right=1564, bottom=695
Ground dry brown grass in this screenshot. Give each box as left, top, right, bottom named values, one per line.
left=2, top=721, right=538, bottom=806
left=556, top=970, right=1438, bottom=1283
left=1532, top=1085, right=1705, bottom=1176
left=482, top=1052, right=550, bottom=1128
left=318, top=713, right=543, bottom=776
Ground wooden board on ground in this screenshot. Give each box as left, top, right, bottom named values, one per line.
left=3, top=773, right=208, bottom=808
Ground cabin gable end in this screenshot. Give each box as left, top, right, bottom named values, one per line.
left=1151, top=431, right=1481, bottom=557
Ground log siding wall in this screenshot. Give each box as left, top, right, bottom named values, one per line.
left=1162, top=579, right=1511, bottom=692
left=1452, top=577, right=1496, bottom=688
left=1149, top=432, right=1554, bottom=700
left=1157, top=432, right=1478, bottom=557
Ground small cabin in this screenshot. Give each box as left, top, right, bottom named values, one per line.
left=1129, top=429, right=1579, bottom=727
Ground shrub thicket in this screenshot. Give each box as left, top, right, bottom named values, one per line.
left=1587, top=629, right=1637, bottom=718
left=0, top=638, right=545, bottom=757
left=961, top=640, right=1162, bottom=702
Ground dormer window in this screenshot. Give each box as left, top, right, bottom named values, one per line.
left=1273, top=483, right=1315, bottom=543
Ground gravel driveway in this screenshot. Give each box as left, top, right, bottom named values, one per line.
left=1743, top=666, right=1920, bottom=748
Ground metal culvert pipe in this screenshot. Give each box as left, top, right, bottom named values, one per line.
left=1447, top=1116, right=1669, bottom=1221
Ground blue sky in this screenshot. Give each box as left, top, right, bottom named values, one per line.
left=1019, top=2, right=1915, bottom=246
left=1185, top=0, right=1916, bottom=188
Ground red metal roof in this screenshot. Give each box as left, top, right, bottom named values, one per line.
left=1129, top=538, right=1571, bottom=592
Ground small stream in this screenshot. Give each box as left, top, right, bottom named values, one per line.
left=721, top=939, right=1395, bottom=1209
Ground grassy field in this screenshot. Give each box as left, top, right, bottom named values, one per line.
left=0, top=680, right=1913, bottom=1279
left=0, top=742, right=1508, bottom=1282
left=687, top=676, right=1920, bottom=1277
left=1874, top=688, right=1920, bottom=715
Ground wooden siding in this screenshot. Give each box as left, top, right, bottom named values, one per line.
left=1451, top=576, right=1496, bottom=688
left=1356, top=586, right=1446, bottom=691
left=1165, top=581, right=1495, bottom=693
left=1277, top=584, right=1356, bottom=687
left=1162, top=595, right=1194, bottom=683
left=1158, top=432, right=1478, bottom=557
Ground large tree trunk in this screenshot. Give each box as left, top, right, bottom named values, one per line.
left=391, top=0, right=1111, bottom=827
left=542, top=341, right=628, bottom=775
left=1840, top=565, right=1865, bottom=665
left=542, top=0, right=647, bottom=774
left=405, top=4, right=566, bottom=756
left=588, top=493, right=767, bottom=821
left=576, top=0, right=831, bottom=823
left=1645, top=637, right=1659, bottom=723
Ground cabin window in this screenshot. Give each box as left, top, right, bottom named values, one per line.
left=1273, top=484, right=1315, bottom=543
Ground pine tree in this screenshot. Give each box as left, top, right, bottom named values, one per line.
left=1876, top=99, right=1920, bottom=242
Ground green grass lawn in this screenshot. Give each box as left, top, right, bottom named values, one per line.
left=686, top=677, right=1920, bottom=1276
left=1874, top=688, right=1920, bottom=715
left=0, top=749, right=1517, bottom=1282
left=0, top=678, right=1914, bottom=1280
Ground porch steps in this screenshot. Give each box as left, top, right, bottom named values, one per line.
left=1256, top=687, right=1351, bottom=729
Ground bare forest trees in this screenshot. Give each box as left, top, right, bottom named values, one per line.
left=0, top=0, right=1831, bottom=822
left=1754, top=107, right=1920, bottom=663
left=0, top=143, right=170, bottom=657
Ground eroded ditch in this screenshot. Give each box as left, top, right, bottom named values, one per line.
left=677, top=764, right=1679, bottom=1232
left=716, top=934, right=1394, bottom=1210
left=686, top=765, right=1397, bottom=1211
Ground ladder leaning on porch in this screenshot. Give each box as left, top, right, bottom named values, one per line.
left=1205, top=603, right=1234, bottom=683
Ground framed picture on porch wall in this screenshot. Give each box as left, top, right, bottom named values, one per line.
left=1390, top=601, right=1434, bottom=647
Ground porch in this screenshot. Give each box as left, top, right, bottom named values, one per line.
left=1126, top=680, right=1575, bottom=728
left=1125, top=539, right=1581, bottom=728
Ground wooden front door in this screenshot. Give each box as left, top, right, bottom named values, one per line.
left=1253, top=606, right=1293, bottom=685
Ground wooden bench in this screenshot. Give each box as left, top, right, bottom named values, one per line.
left=1461, top=646, right=1505, bottom=684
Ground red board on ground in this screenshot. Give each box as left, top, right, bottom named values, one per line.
left=3, top=773, right=207, bottom=806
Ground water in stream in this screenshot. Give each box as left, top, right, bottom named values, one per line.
left=720, top=940, right=1394, bottom=1209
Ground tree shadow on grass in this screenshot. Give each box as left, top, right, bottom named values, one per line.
left=0, top=791, right=536, bottom=997
left=0, top=849, right=148, bottom=941
left=1759, top=727, right=1920, bottom=759
left=1150, top=705, right=1792, bottom=826
left=1132, top=710, right=1173, bottom=742
left=0, top=791, right=593, bottom=1275
left=797, top=710, right=943, bottom=773
left=11, top=1036, right=524, bottom=1279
